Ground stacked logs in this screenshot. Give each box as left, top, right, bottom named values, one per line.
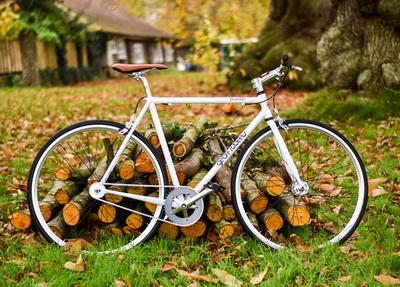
left=10, top=119, right=310, bottom=242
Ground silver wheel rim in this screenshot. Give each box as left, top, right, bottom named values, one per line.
left=234, top=122, right=366, bottom=249
left=30, top=123, right=165, bottom=253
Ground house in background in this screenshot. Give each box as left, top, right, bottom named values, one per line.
left=0, top=0, right=175, bottom=86
left=64, top=0, right=175, bottom=68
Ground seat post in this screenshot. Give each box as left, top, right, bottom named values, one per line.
left=133, top=73, right=153, bottom=98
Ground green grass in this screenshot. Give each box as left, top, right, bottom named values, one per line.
left=0, top=73, right=399, bottom=286
left=284, top=88, right=400, bottom=122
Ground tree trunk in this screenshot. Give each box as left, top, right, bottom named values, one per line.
left=228, top=0, right=335, bottom=90
left=317, top=0, right=400, bottom=90
left=19, top=30, right=39, bottom=86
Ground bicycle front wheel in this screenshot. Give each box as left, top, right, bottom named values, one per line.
left=232, top=119, right=367, bottom=250
left=28, top=120, right=167, bottom=253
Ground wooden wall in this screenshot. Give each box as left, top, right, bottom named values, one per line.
left=36, top=40, right=58, bottom=70
left=0, top=41, right=23, bottom=73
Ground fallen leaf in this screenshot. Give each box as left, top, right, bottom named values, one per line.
left=114, top=279, right=126, bottom=287
left=329, top=187, right=342, bottom=197
left=368, top=178, right=385, bottom=194
left=371, top=189, right=387, bottom=198
left=212, top=268, right=243, bottom=287
left=338, top=275, right=352, bottom=282
left=289, top=234, right=311, bottom=253
left=186, top=283, right=197, bottom=287
left=374, top=274, right=400, bottom=285
left=160, top=262, right=176, bottom=272
left=319, top=174, right=334, bottom=184
left=176, top=269, right=216, bottom=283
left=64, top=238, right=92, bottom=254
left=332, top=205, right=342, bottom=216
left=161, top=263, right=217, bottom=283
left=64, top=254, right=85, bottom=272
left=2, top=145, right=12, bottom=160
left=313, top=183, right=335, bottom=192
left=250, top=265, right=269, bottom=285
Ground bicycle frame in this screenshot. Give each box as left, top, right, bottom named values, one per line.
left=97, top=73, right=305, bottom=208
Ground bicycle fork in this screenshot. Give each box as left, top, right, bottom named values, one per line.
left=266, top=118, right=309, bottom=196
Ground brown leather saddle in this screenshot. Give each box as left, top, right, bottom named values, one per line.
left=111, top=63, right=168, bottom=74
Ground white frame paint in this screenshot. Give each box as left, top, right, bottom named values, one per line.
left=97, top=65, right=306, bottom=210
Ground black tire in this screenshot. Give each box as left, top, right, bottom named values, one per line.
left=28, top=120, right=168, bottom=249
left=231, top=119, right=368, bottom=249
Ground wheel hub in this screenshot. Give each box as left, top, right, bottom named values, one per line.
left=164, top=187, right=204, bottom=226
left=89, top=182, right=106, bottom=199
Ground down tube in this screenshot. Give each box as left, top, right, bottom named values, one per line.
left=194, top=111, right=266, bottom=193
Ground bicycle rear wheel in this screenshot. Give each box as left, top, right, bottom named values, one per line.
left=232, top=119, right=367, bottom=249
left=28, top=120, right=167, bottom=253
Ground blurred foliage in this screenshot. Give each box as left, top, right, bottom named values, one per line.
left=119, top=0, right=269, bottom=72
left=0, top=0, right=87, bottom=45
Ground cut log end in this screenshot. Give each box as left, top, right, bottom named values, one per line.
left=173, top=143, right=186, bottom=158
left=55, top=168, right=71, bottom=181
left=158, top=222, right=179, bottom=239
left=218, top=224, right=235, bottom=238
left=223, top=205, right=236, bottom=221
left=54, top=189, right=70, bottom=205
left=148, top=134, right=160, bottom=148
left=127, top=186, right=146, bottom=196
left=39, top=204, right=53, bottom=222
left=63, top=203, right=80, bottom=226
left=144, top=193, right=159, bottom=214
left=126, top=213, right=144, bottom=229
left=287, top=206, right=310, bottom=226
left=265, top=213, right=284, bottom=231
left=249, top=196, right=268, bottom=214
left=118, top=161, right=135, bottom=180
left=206, top=205, right=223, bottom=222
left=122, top=226, right=141, bottom=236
left=10, top=211, right=31, bottom=229
left=49, top=226, right=63, bottom=238
left=104, top=193, right=123, bottom=203
left=98, top=204, right=117, bottom=224
left=135, top=152, right=155, bottom=173
left=180, top=220, right=207, bottom=238
left=266, top=176, right=286, bottom=196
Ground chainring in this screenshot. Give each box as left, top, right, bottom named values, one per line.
left=164, top=187, right=204, bottom=227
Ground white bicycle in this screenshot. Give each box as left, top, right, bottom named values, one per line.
left=28, top=56, right=367, bottom=253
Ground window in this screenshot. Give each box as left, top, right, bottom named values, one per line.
left=151, top=43, right=164, bottom=63
left=164, top=43, right=174, bottom=63
left=107, top=38, right=127, bottom=66
left=132, top=43, right=145, bottom=64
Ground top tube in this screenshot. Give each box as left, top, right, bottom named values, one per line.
left=150, top=95, right=267, bottom=105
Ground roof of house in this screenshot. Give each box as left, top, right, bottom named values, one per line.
left=63, top=0, right=171, bottom=39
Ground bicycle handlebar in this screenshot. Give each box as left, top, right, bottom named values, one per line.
left=258, top=55, right=302, bottom=84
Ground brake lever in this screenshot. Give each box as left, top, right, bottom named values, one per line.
left=290, top=65, right=303, bottom=72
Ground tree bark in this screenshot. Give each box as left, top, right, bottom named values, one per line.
left=19, top=30, right=39, bottom=86
left=317, top=0, right=400, bottom=90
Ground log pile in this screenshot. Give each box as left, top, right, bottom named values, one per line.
left=10, top=119, right=311, bottom=244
